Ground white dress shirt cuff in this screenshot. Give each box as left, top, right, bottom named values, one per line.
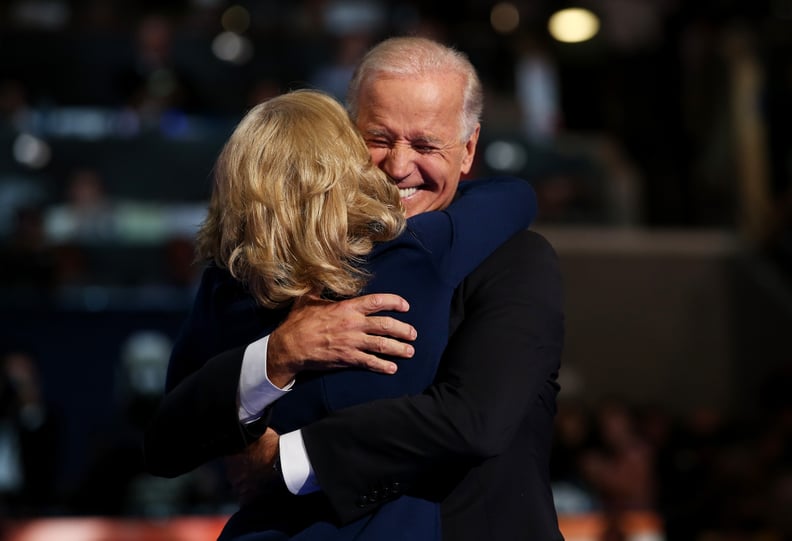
left=238, top=335, right=294, bottom=422
left=280, top=429, right=321, bottom=495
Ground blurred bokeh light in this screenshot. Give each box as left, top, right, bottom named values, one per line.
left=548, top=8, right=600, bottom=43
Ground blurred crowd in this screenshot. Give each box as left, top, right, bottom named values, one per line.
left=550, top=383, right=792, bottom=541
left=0, top=338, right=789, bottom=541
left=0, top=1, right=790, bottom=253
left=0, top=333, right=235, bottom=522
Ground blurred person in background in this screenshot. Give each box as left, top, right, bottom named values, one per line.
left=44, top=167, right=115, bottom=245
left=116, top=13, right=200, bottom=118
left=0, top=207, right=57, bottom=298
left=71, top=330, right=226, bottom=517
left=549, top=400, right=597, bottom=515
left=578, top=398, right=657, bottom=512
left=0, top=345, right=59, bottom=517
left=146, top=36, right=564, bottom=541
left=309, top=32, right=372, bottom=102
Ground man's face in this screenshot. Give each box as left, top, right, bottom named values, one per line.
left=355, top=73, right=480, bottom=218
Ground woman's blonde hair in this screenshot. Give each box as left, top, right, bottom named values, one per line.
left=196, top=89, right=405, bottom=308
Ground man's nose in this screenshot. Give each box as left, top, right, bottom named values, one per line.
left=381, top=145, right=413, bottom=182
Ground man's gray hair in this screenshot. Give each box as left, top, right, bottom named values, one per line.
left=346, top=36, right=483, bottom=141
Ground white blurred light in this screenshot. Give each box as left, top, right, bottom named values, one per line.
left=490, top=2, right=520, bottom=34
left=516, top=55, right=560, bottom=142
left=212, top=31, right=253, bottom=64
left=121, top=330, right=173, bottom=395
left=13, top=133, right=51, bottom=169
left=222, top=5, right=250, bottom=33
left=485, top=140, right=528, bottom=172
left=548, top=8, right=600, bottom=43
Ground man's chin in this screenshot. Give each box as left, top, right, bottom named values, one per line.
left=402, top=192, right=455, bottom=217
left=402, top=197, right=431, bottom=218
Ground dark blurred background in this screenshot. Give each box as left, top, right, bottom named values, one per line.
left=0, top=1, right=790, bottom=540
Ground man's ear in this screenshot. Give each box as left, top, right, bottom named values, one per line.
left=460, top=123, right=480, bottom=175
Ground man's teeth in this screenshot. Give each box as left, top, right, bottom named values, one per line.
left=399, top=187, right=417, bottom=198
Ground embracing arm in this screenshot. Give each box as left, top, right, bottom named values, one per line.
left=143, top=293, right=416, bottom=479
left=144, top=344, right=259, bottom=477
left=300, top=229, right=564, bottom=522
left=412, top=176, right=536, bottom=284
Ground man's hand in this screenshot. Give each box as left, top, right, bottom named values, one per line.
left=226, top=428, right=281, bottom=505
left=267, top=294, right=417, bottom=388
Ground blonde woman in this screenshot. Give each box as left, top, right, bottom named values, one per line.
left=147, top=89, right=536, bottom=540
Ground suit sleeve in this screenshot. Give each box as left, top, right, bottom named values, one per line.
left=410, top=176, right=536, bottom=285
left=144, top=267, right=272, bottom=478
left=144, top=345, right=269, bottom=477
left=300, top=229, right=564, bottom=523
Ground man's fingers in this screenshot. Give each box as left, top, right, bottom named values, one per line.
left=270, top=293, right=414, bottom=377
left=355, top=293, right=410, bottom=315
left=363, top=334, right=414, bottom=358
left=355, top=353, right=399, bottom=375
left=366, top=316, right=417, bottom=341
left=305, top=336, right=411, bottom=372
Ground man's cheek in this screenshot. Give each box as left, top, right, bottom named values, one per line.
left=368, top=149, right=387, bottom=168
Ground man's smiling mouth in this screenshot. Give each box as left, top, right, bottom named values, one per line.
left=399, top=187, right=418, bottom=198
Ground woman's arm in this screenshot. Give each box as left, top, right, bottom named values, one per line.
left=409, top=176, right=537, bottom=285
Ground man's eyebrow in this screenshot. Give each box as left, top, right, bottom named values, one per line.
left=361, top=130, right=448, bottom=147
left=410, top=135, right=445, bottom=146
left=363, top=128, right=391, bottom=138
